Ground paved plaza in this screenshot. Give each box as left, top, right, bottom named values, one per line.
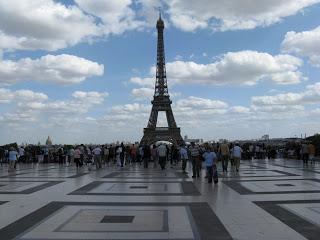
left=0, top=159, right=319, bottom=240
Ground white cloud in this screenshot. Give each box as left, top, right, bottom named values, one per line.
left=22, top=91, right=108, bottom=114
left=165, top=0, right=320, bottom=31
left=282, top=26, right=320, bottom=66
left=131, top=88, right=154, bottom=100
left=0, top=112, right=37, bottom=123
left=129, top=77, right=154, bottom=88
left=0, top=0, right=103, bottom=51
left=0, top=88, right=48, bottom=103
left=0, top=0, right=317, bottom=53
left=251, top=82, right=320, bottom=113
left=229, top=106, right=251, bottom=114
left=132, top=51, right=304, bottom=86
left=0, top=89, right=108, bottom=126
left=0, top=54, right=104, bottom=85
left=75, top=0, right=146, bottom=35
left=175, top=96, right=228, bottom=109
left=252, top=82, right=320, bottom=106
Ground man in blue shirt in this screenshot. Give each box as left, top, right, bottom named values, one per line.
left=202, top=146, right=218, bottom=184
left=8, top=147, right=18, bottom=172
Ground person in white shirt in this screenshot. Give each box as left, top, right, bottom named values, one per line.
left=179, top=145, right=188, bottom=173
left=231, top=143, right=243, bottom=172
left=92, top=146, right=102, bottom=169
left=157, top=144, right=167, bottom=170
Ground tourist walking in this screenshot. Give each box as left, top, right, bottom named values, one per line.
left=301, top=142, right=309, bottom=165
left=102, top=145, right=108, bottom=165
left=202, top=146, right=218, bottom=184
left=130, top=144, right=137, bottom=163
left=219, top=141, right=230, bottom=173
left=92, top=146, right=102, bottom=169
left=157, top=144, right=167, bottom=170
left=151, top=145, right=158, bottom=168
left=58, top=147, right=64, bottom=166
left=120, top=143, right=125, bottom=167
left=231, top=143, right=243, bottom=172
left=8, top=147, right=18, bottom=172
left=74, top=147, right=81, bottom=168
left=68, top=147, right=75, bottom=166
left=109, top=145, right=115, bottom=164
left=308, top=142, right=316, bottom=164
left=143, top=145, right=151, bottom=168
left=180, top=145, right=188, bottom=173
left=115, top=145, right=122, bottom=167
left=189, top=142, right=201, bottom=178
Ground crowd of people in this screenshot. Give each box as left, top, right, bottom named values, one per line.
left=0, top=141, right=246, bottom=184
left=0, top=140, right=318, bottom=182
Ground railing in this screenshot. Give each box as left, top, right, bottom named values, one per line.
left=155, top=127, right=169, bottom=131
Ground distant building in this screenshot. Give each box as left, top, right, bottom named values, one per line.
left=184, top=135, right=203, bottom=144
left=46, top=136, right=53, bottom=146
left=261, top=135, right=269, bottom=141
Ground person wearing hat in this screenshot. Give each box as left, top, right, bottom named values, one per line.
left=8, top=147, right=18, bottom=172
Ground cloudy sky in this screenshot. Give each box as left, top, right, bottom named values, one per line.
left=0, top=0, right=320, bottom=144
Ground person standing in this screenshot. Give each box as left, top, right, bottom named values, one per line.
left=58, top=147, right=64, bottom=166
left=202, top=146, right=218, bottom=184
left=92, top=146, right=102, bottom=169
left=18, top=146, right=25, bottom=163
left=157, top=144, right=167, bottom=170
left=103, top=145, right=109, bottom=166
left=189, top=142, right=201, bottom=178
left=68, top=147, right=75, bottom=166
left=308, top=142, right=316, bottom=164
left=120, top=143, right=125, bottom=167
left=143, top=145, right=151, bottom=168
left=130, top=144, right=137, bottom=164
left=109, top=145, right=115, bottom=164
left=74, top=147, right=81, bottom=169
left=231, top=143, right=243, bottom=172
left=151, top=145, right=158, bottom=168
left=8, top=147, right=18, bottom=172
left=180, top=145, right=188, bottom=173
left=219, top=141, right=230, bottom=173
left=301, top=142, right=309, bottom=165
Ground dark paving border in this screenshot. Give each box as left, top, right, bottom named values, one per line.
left=254, top=200, right=320, bottom=240
left=0, top=201, right=232, bottom=240
left=103, top=171, right=187, bottom=179
left=219, top=169, right=299, bottom=178
left=223, top=178, right=320, bottom=195
left=0, top=172, right=88, bottom=179
left=0, top=180, right=63, bottom=194
left=68, top=181, right=200, bottom=196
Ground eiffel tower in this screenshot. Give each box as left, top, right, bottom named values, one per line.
left=140, top=13, right=184, bottom=146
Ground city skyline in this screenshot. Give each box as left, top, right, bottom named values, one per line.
left=0, top=0, right=320, bottom=144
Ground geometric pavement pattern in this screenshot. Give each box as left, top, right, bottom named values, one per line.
left=0, top=159, right=319, bottom=239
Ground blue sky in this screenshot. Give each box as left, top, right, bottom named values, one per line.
left=0, top=0, right=320, bottom=144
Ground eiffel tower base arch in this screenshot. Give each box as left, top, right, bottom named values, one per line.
left=140, top=127, right=184, bottom=146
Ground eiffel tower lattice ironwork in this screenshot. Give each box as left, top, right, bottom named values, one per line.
left=140, top=13, right=184, bottom=146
